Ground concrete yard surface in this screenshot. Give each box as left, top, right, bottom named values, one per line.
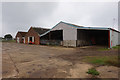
left=2, top=42, right=119, bottom=78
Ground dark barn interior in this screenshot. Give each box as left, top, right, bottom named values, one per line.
left=40, top=30, right=63, bottom=45
left=29, top=37, right=32, bottom=42
left=77, top=29, right=109, bottom=47
left=49, top=30, right=63, bottom=40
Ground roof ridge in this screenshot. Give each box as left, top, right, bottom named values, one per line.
left=32, top=26, right=49, bottom=29
left=18, top=31, right=27, bottom=33
left=61, top=21, right=84, bottom=27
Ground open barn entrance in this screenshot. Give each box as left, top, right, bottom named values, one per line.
left=40, top=30, right=63, bottom=45
left=28, top=36, right=34, bottom=44
left=77, top=29, right=109, bottom=47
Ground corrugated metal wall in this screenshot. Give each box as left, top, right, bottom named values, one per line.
left=52, top=22, right=77, bottom=47
left=110, top=30, right=119, bottom=48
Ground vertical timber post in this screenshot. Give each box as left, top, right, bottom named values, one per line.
left=49, top=32, right=51, bottom=40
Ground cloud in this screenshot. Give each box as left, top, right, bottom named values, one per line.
left=0, top=2, right=2, bottom=37
left=2, top=2, right=118, bottom=37
left=51, top=2, right=118, bottom=27
left=118, top=1, right=120, bottom=31
left=2, top=2, right=59, bottom=37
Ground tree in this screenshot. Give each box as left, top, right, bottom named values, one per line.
left=4, top=34, right=13, bottom=40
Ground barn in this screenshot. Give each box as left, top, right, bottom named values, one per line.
left=16, top=31, right=27, bottom=43
left=40, top=21, right=120, bottom=48
left=25, top=27, right=49, bottom=45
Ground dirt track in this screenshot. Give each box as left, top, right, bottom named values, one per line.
left=2, top=42, right=119, bottom=78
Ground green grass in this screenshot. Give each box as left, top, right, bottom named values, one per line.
left=112, top=45, right=120, bottom=49
left=87, top=68, right=99, bottom=76
left=2, top=40, right=16, bottom=42
left=98, top=45, right=120, bottom=51
left=98, top=48, right=110, bottom=51
left=83, top=56, right=120, bottom=67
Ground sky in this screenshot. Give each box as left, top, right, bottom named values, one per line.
left=0, top=1, right=119, bottom=38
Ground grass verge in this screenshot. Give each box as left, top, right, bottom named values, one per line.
left=2, top=40, right=16, bottom=42
left=98, top=45, right=120, bottom=51
left=112, top=45, right=120, bottom=49
left=83, top=56, right=120, bottom=67
left=98, top=48, right=110, bottom=51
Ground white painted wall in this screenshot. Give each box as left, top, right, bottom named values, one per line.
left=51, top=22, right=77, bottom=47
left=52, top=22, right=77, bottom=40
left=118, top=32, right=120, bottom=45
left=28, top=37, right=29, bottom=43
left=22, top=37, right=25, bottom=43
left=17, top=37, right=19, bottom=43
left=32, top=37, right=34, bottom=42
left=110, top=30, right=119, bottom=48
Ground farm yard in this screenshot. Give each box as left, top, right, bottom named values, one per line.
left=2, top=42, right=119, bottom=78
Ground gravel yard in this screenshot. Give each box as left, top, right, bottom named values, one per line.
left=2, top=42, right=119, bottom=78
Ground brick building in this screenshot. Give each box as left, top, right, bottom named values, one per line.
left=15, top=31, right=27, bottom=43
left=25, top=27, right=49, bottom=45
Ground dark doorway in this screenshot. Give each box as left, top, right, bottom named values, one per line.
left=40, top=30, right=63, bottom=45
left=40, top=30, right=63, bottom=40
left=77, top=29, right=109, bottom=47
left=29, top=37, right=32, bottom=42
left=50, top=30, right=63, bottom=40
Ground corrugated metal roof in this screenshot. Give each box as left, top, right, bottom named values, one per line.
left=40, top=21, right=119, bottom=37
left=40, top=22, right=62, bottom=37
left=62, top=21, right=109, bottom=30
left=18, top=31, right=27, bottom=37
left=32, top=27, right=50, bottom=35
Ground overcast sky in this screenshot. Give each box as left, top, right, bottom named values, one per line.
left=1, top=1, right=119, bottom=37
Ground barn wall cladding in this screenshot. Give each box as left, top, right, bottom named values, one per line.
left=119, top=33, right=120, bottom=45
left=110, top=29, right=120, bottom=48
left=51, top=22, right=77, bottom=47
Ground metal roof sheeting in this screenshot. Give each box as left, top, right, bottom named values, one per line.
left=40, top=21, right=119, bottom=37
left=32, top=27, right=49, bottom=35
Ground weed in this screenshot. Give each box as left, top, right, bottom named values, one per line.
left=87, top=68, right=99, bottom=76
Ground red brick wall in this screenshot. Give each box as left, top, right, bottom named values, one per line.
left=15, top=32, right=22, bottom=43
left=25, top=27, right=40, bottom=45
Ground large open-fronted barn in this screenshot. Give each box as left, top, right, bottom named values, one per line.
left=40, top=21, right=120, bottom=48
